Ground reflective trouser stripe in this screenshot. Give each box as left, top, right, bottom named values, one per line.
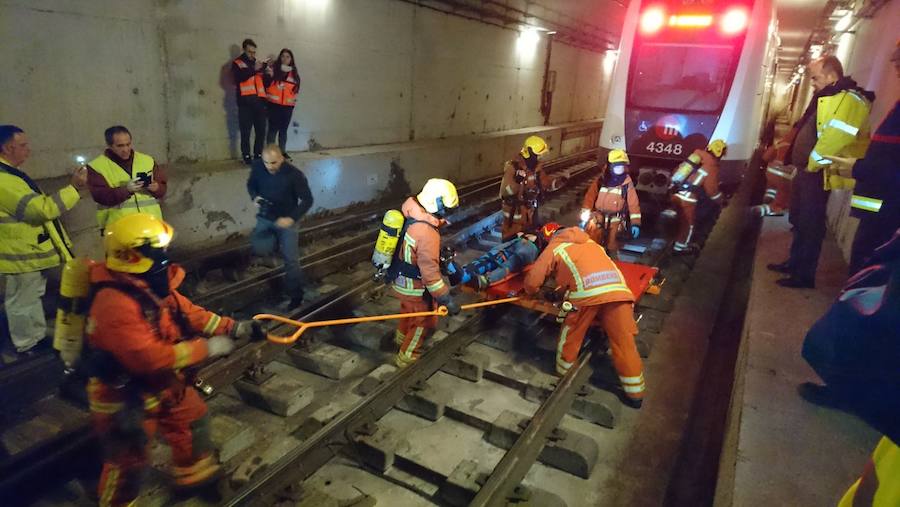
left=850, top=196, right=883, bottom=213
left=556, top=324, right=573, bottom=374
left=767, top=167, right=795, bottom=179
left=675, top=192, right=697, bottom=203
left=630, top=213, right=641, bottom=220
left=202, top=314, right=222, bottom=335
left=100, top=465, right=120, bottom=507
left=620, top=373, right=645, bottom=394
left=400, top=326, right=425, bottom=360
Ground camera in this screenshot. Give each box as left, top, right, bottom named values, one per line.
left=256, top=196, right=275, bottom=217
left=136, top=172, right=152, bottom=186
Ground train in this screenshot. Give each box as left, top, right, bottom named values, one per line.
left=600, top=0, right=779, bottom=195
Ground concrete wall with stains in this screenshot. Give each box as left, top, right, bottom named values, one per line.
left=0, top=0, right=615, bottom=179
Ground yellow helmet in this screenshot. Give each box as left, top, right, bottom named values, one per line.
left=608, top=149, right=629, bottom=165
left=521, top=135, right=549, bottom=159
left=707, top=139, right=727, bottom=158
left=417, top=178, right=459, bottom=216
left=104, top=213, right=174, bottom=274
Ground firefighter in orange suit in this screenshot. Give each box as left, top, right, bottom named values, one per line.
left=86, top=213, right=260, bottom=505
left=579, top=149, right=641, bottom=255
left=671, top=140, right=726, bottom=254
left=755, top=126, right=799, bottom=217
left=523, top=223, right=645, bottom=408
left=500, top=136, right=553, bottom=240
left=393, top=179, right=461, bottom=368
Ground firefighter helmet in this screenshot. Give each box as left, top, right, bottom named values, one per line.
left=608, top=149, right=630, bottom=165
left=104, top=213, right=174, bottom=274
left=521, top=135, right=549, bottom=159
left=540, top=222, right=562, bottom=241
left=707, top=139, right=728, bottom=158
left=417, top=178, right=459, bottom=216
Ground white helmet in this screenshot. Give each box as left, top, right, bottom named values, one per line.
left=417, top=178, right=459, bottom=216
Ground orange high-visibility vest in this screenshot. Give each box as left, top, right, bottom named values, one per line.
left=233, top=58, right=266, bottom=98
left=266, top=74, right=298, bottom=106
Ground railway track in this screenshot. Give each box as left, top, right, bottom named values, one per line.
left=2, top=149, right=626, bottom=505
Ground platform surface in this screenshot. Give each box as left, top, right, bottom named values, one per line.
left=715, top=215, right=881, bottom=506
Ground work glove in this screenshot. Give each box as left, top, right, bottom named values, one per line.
left=126, top=178, right=144, bottom=193
left=630, top=225, right=641, bottom=239
left=232, top=320, right=265, bottom=341
left=436, top=294, right=461, bottom=316
left=207, top=335, right=236, bottom=358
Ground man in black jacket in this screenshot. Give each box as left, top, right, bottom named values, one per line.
left=247, top=144, right=313, bottom=305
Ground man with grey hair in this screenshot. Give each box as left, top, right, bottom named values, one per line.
left=0, top=125, right=87, bottom=357
left=767, top=56, right=874, bottom=288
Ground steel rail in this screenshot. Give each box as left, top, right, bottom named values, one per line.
left=470, top=350, right=595, bottom=506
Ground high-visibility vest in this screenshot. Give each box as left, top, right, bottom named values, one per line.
left=89, top=152, right=163, bottom=230
left=839, top=436, right=900, bottom=507
left=266, top=73, right=298, bottom=106
left=0, top=161, right=77, bottom=273
left=233, top=58, right=266, bottom=98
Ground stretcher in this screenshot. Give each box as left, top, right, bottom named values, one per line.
left=256, top=261, right=659, bottom=344
left=463, top=260, right=659, bottom=316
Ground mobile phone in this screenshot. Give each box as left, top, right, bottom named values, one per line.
left=136, top=172, right=152, bottom=186
left=75, top=155, right=86, bottom=165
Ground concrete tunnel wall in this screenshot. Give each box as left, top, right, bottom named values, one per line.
left=0, top=0, right=618, bottom=260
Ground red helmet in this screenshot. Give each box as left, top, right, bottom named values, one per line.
left=541, top=222, right=562, bottom=241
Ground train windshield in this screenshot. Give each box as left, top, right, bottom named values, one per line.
left=630, top=42, right=734, bottom=112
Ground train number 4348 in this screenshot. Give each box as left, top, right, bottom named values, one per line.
left=645, top=142, right=683, bottom=155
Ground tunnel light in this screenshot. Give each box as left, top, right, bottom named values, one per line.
left=834, top=12, right=853, bottom=32
left=720, top=8, right=748, bottom=34
left=640, top=7, right=666, bottom=35
left=516, top=27, right=541, bottom=60
left=810, top=45, right=823, bottom=59
left=668, top=15, right=713, bottom=28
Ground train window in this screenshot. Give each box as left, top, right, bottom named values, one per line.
left=630, top=42, right=733, bottom=112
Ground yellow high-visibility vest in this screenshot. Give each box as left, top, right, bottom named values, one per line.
left=89, top=152, right=162, bottom=230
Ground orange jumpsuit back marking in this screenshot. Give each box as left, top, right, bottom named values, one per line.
left=523, top=227, right=645, bottom=400
left=581, top=174, right=641, bottom=253
left=87, top=264, right=233, bottom=506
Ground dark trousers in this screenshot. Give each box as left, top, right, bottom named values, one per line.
left=849, top=212, right=900, bottom=275
left=266, top=103, right=294, bottom=153
left=787, top=169, right=829, bottom=283
left=238, top=97, right=267, bottom=158
left=250, top=217, right=302, bottom=298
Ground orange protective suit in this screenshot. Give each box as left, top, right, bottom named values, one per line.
left=672, top=149, right=722, bottom=252
left=391, top=197, right=451, bottom=367
left=760, top=126, right=799, bottom=215
left=86, top=263, right=234, bottom=506
left=523, top=227, right=645, bottom=401
left=581, top=174, right=641, bottom=253
left=499, top=155, right=552, bottom=240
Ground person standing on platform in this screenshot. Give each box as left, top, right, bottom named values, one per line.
left=87, top=126, right=167, bottom=235
left=264, top=48, right=300, bottom=157
left=0, top=125, right=86, bottom=357
left=768, top=56, right=874, bottom=288
left=246, top=144, right=313, bottom=307
left=232, top=38, right=268, bottom=165
left=825, top=43, right=900, bottom=275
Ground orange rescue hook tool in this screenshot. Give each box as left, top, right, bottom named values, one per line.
left=255, top=296, right=520, bottom=345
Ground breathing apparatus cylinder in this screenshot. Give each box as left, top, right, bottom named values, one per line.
left=671, top=152, right=703, bottom=187
left=53, top=257, right=95, bottom=371
left=372, top=209, right=405, bottom=280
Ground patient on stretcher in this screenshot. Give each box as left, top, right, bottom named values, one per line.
left=442, top=233, right=541, bottom=290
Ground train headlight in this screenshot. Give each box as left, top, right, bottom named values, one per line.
left=640, top=7, right=666, bottom=35
left=720, top=8, right=748, bottom=34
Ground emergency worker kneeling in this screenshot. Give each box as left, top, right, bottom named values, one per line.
left=83, top=213, right=259, bottom=506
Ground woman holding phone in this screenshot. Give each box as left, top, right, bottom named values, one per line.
left=264, top=48, right=301, bottom=156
